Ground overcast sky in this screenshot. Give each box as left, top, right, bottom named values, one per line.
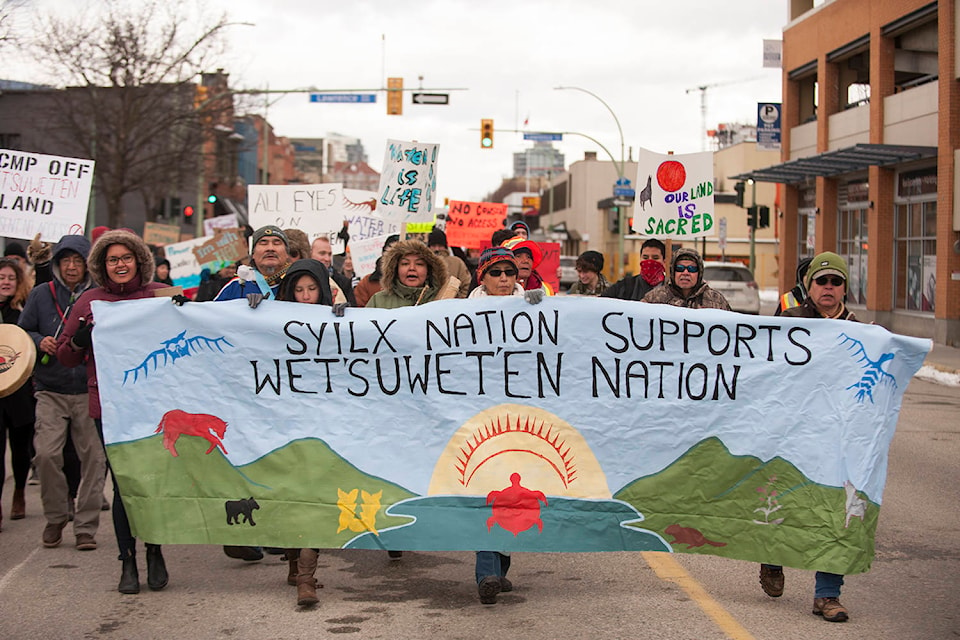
left=11, top=0, right=790, bottom=203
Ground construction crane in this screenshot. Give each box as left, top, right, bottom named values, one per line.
left=686, top=77, right=761, bottom=151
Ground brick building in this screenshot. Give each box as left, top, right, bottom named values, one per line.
left=739, top=0, right=958, bottom=345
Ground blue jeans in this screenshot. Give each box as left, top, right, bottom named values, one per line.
left=475, top=551, right=510, bottom=584
left=761, top=564, right=844, bottom=598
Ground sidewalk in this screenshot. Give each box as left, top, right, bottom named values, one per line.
left=922, top=342, right=960, bottom=382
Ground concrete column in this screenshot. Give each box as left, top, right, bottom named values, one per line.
left=868, top=165, right=896, bottom=312
left=937, top=1, right=960, bottom=345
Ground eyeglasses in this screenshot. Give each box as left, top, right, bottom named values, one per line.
left=674, top=264, right=699, bottom=273
left=486, top=268, right=518, bottom=278
left=106, top=254, right=136, bottom=267
left=814, top=275, right=845, bottom=287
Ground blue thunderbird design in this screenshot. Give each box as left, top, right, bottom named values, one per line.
left=123, top=331, right=234, bottom=385
left=838, top=332, right=897, bottom=404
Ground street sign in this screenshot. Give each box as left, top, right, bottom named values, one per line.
left=718, top=217, right=727, bottom=252
left=523, top=132, right=563, bottom=142
left=612, top=198, right=633, bottom=207
left=412, top=93, right=449, bottom=105
left=309, top=94, right=376, bottom=103
left=613, top=187, right=636, bottom=198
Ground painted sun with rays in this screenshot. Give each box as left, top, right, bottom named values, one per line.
left=428, top=404, right=610, bottom=499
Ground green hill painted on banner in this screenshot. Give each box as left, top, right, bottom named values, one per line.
left=614, top=437, right=880, bottom=574
left=107, top=434, right=415, bottom=548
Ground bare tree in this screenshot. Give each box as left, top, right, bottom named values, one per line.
left=0, top=0, right=23, bottom=48
left=24, top=0, right=235, bottom=228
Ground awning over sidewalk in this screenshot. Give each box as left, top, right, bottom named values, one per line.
left=732, top=143, right=937, bottom=184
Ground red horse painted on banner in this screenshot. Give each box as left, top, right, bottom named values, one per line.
left=154, top=409, right=229, bottom=457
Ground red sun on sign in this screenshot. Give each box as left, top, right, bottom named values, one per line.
left=656, top=160, right=686, bottom=192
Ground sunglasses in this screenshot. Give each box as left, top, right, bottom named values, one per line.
left=674, top=264, right=699, bottom=273
left=486, top=268, right=518, bottom=278
left=814, top=275, right=845, bottom=287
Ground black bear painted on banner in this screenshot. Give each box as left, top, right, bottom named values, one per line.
left=225, top=497, right=260, bottom=526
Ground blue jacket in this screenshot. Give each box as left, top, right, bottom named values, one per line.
left=18, top=235, right=93, bottom=394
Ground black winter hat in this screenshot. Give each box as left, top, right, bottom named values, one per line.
left=576, top=250, right=604, bottom=273
left=427, top=228, right=448, bottom=248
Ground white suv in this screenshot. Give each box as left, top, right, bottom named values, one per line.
left=702, top=261, right=760, bottom=314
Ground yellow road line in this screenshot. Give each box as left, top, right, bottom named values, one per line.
left=641, top=552, right=757, bottom=640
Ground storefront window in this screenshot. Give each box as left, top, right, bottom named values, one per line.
left=837, top=181, right=868, bottom=306
left=894, top=168, right=937, bottom=313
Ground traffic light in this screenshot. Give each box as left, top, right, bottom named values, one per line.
left=480, top=119, right=494, bottom=149
left=387, top=77, right=403, bottom=115
left=609, top=206, right=620, bottom=233
left=734, top=181, right=745, bottom=208
left=194, top=85, right=209, bottom=108
left=207, top=193, right=218, bottom=204
left=758, top=205, right=770, bottom=229
left=747, top=205, right=758, bottom=229
left=183, top=205, right=195, bottom=221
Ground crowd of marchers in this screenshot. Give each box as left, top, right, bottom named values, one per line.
left=0, top=219, right=856, bottom=622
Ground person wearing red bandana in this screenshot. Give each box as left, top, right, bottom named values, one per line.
left=601, top=238, right=667, bottom=301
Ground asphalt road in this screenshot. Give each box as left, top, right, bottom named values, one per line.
left=1, top=375, right=956, bottom=640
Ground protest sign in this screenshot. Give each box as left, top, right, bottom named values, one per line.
left=143, top=222, right=181, bottom=246
left=0, top=149, right=94, bottom=241
left=445, top=200, right=507, bottom=249
left=248, top=185, right=381, bottom=254
left=164, top=229, right=246, bottom=292
left=204, top=214, right=239, bottom=236
left=376, top=139, right=439, bottom=225
left=93, top=297, right=929, bottom=574
left=342, top=189, right=400, bottom=245
left=634, top=148, right=715, bottom=239
left=349, top=233, right=388, bottom=279
left=538, top=241, right=561, bottom=293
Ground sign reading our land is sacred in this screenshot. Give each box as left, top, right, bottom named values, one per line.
left=634, top=148, right=714, bottom=239
left=93, top=298, right=929, bottom=575
left=0, top=149, right=95, bottom=241
left=445, top=200, right=508, bottom=249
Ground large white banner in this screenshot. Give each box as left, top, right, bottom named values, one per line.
left=0, top=149, right=95, bottom=241
left=92, top=298, right=929, bottom=573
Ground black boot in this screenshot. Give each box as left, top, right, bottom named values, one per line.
left=118, top=553, right=140, bottom=594
left=145, top=544, right=168, bottom=591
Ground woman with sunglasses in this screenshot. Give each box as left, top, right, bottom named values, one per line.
left=466, top=246, right=543, bottom=605
left=758, top=251, right=855, bottom=623
left=469, top=247, right=525, bottom=299
left=642, top=247, right=731, bottom=310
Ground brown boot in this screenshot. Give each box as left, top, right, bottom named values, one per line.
left=296, top=548, right=321, bottom=606
left=297, top=576, right=319, bottom=606
left=813, top=597, right=849, bottom=622
left=285, top=548, right=299, bottom=586
left=11, top=488, right=25, bottom=520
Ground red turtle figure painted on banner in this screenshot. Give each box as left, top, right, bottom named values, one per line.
left=486, top=473, right=549, bottom=535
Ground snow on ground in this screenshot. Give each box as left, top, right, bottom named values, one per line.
left=914, top=365, right=960, bottom=387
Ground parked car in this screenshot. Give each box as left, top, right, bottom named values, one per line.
left=559, top=255, right=577, bottom=290
left=702, top=261, right=760, bottom=314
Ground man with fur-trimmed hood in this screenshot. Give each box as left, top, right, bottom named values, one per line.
left=641, top=247, right=731, bottom=310
left=366, top=239, right=454, bottom=309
